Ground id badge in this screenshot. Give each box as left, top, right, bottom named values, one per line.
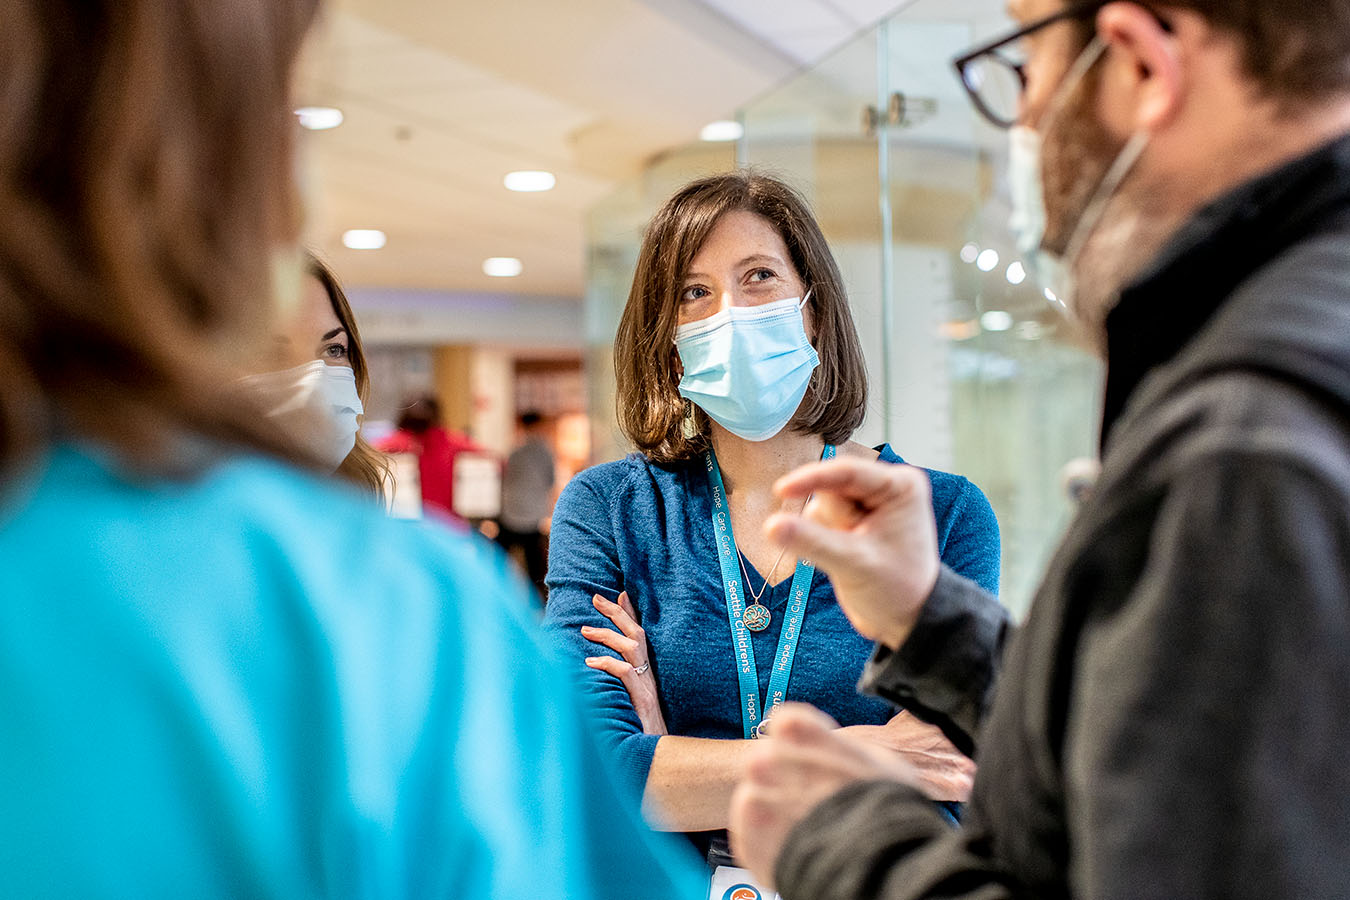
left=709, top=865, right=780, bottom=900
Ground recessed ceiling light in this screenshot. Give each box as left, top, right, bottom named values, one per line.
left=981, top=310, right=1014, bottom=332
left=483, top=257, right=523, bottom=277
left=700, top=120, right=744, bottom=142
left=976, top=248, right=1000, bottom=272
left=295, top=106, right=344, bottom=131
left=504, top=170, right=557, bottom=192
left=960, top=243, right=980, bottom=264
left=342, top=229, right=386, bottom=250
left=1005, top=261, right=1027, bottom=285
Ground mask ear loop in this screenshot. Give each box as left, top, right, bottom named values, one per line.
left=800, top=285, right=837, bottom=409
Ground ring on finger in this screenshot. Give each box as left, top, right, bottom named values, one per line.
left=633, top=662, right=650, bottom=675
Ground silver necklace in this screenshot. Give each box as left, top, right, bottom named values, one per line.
left=735, top=490, right=814, bottom=604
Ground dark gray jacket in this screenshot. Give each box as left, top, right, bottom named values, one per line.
left=777, top=135, right=1350, bottom=899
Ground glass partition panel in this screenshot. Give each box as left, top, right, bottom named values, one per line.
left=876, top=2, right=1102, bottom=617
left=582, top=0, right=1103, bottom=617
left=740, top=28, right=886, bottom=447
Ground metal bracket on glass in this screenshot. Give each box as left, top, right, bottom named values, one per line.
left=888, top=92, right=937, bottom=128
left=863, top=92, right=937, bottom=136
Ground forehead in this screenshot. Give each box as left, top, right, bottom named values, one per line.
left=293, top=274, right=343, bottom=338
left=689, top=209, right=790, bottom=266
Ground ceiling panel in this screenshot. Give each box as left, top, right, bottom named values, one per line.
left=296, top=0, right=931, bottom=300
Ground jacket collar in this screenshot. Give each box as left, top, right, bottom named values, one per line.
left=1100, top=131, right=1350, bottom=450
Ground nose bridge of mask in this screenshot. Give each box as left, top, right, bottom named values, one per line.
left=318, top=363, right=363, bottom=415
left=673, top=294, right=809, bottom=344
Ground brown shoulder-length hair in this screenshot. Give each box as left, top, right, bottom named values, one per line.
left=614, top=172, right=868, bottom=462
left=0, top=0, right=319, bottom=476
left=306, top=252, right=391, bottom=500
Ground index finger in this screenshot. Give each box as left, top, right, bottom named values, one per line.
left=591, top=593, right=644, bottom=643
left=774, top=458, right=928, bottom=508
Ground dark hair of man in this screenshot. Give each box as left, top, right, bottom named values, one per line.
left=519, top=411, right=543, bottom=428
left=0, top=0, right=320, bottom=476
left=306, top=252, right=391, bottom=500
left=1076, top=1, right=1350, bottom=105
left=613, top=172, right=868, bottom=463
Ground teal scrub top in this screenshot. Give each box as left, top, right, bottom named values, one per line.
left=0, top=445, right=704, bottom=898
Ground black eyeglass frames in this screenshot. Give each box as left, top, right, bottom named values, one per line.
left=951, top=0, right=1110, bottom=129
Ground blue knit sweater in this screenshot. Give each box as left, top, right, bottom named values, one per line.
left=543, top=444, right=1000, bottom=797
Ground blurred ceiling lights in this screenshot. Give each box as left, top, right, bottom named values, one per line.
left=295, top=106, right=344, bottom=131
left=700, top=120, right=744, bottom=142
left=483, top=257, right=524, bottom=277
left=504, top=171, right=557, bottom=192
left=342, top=229, right=387, bottom=250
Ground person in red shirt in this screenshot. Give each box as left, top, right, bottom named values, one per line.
left=377, top=396, right=480, bottom=521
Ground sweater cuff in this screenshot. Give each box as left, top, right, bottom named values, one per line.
left=858, top=565, right=1009, bottom=756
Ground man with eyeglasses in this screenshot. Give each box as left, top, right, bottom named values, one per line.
left=727, top=1, right=1350, bottom=898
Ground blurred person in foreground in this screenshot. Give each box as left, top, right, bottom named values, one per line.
left=241, top=250, right=389, bottom=499
left=728, top=0, right=1350, bottom=897
left=497, top=411, right=556, bottom=600
left=0, top=1, right=702, bottom=896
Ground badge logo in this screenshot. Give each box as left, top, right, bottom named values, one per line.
left=723, top=885, right=762, bottom=900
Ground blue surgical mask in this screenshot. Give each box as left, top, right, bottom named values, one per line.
left=673, top=292, right=819, bottom=442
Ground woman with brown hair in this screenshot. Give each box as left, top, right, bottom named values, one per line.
left=246, top=250, right=390, bottom=498
left=544, top=172, right=1001, bottom=871
left=241, top=249, right=391, bottom=496
left=0, top=0, right=703, bottom=896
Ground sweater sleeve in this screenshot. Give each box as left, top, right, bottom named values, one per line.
left=541, top=466, right=661, bottom=794
left=932, top=475, right=1001, bottom=596
left=860, top=566, right=1012, bottom=757
left=776, top=780, right=1018, bottom=900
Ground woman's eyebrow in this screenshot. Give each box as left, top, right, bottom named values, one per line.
left=684, top=254, right=785, bottom=282
left=321, top=327, right=347, bottom=341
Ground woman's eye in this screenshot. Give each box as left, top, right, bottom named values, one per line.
left=748, top=268, right=776, bottom=283
left=323, top=343, right=349, bottom=361
left=680, top=286, right=710, bottom=302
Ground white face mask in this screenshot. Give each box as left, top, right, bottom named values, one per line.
left=241, top=360, right=363, bottom=471
left=1006, top=37, right=1150, bottom=312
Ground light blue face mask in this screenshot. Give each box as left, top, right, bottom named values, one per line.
left=673, top=292, right=819, bottom=442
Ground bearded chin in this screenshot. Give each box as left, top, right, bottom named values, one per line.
left=1041, top=82, right=1178, bottom=355
left=1067, top=205, right=1151, bottom=353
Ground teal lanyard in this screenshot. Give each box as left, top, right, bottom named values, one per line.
left=706, top=444, right=837, bottom=740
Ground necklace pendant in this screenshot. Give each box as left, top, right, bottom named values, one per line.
left=742, top=604, right=771, bottom=632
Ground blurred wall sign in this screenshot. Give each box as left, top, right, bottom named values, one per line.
left=453, top=453, right=501, bottom=519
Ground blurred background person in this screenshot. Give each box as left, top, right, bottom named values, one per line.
left=497, top=410, right=556, bottom=601
left=377, top=394, right=482, bottom=523
left=544, top=173, right=1000, bottom=876
left=0, top=1, right=704, bottom=896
